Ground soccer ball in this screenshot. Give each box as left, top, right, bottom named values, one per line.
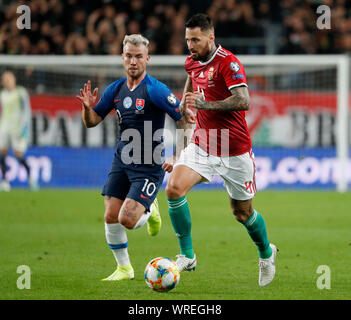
left=144, top=257, right=180, bottom=292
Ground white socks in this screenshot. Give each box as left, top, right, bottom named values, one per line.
left=105, top=222, right=130, bottom=266
left=105, top=206, right=153, bottom=266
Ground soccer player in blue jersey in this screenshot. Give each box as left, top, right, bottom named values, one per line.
left=77, top=34, right=195, bottom=281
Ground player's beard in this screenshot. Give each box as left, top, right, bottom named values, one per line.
left=191, top=44, right=217, bottom=62
left=190, top=51, right=201, bottom=61
left=191, top=50, right=211, bottom=62
left=127, top=67, right=144, bottom=80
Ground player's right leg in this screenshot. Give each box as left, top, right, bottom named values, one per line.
left=101, top=162, right=135, bottom=281
left=102, top=195, right=134, bottom=281
left=166, top=144, right=211, bottom=271
left=166, top=164, right=202, bottom=271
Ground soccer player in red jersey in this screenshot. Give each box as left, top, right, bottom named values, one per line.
left=162, top=14, right=278, bottom=287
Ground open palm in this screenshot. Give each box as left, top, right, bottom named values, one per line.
left=76, top=80, right=99, bottom=108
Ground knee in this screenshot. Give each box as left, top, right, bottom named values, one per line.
left=232, top=207, right=252, bottom=224
left=165, top=181, right=186, bottom=199
left=118, top=213, right=135, bottom=230
left=104, top=207, right=119, bottom=224
left=118, top=200, right=140, bottom=229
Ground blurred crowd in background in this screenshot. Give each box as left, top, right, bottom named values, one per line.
left=0, top=0, right=350, bottom=55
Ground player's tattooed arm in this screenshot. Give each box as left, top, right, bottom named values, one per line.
left=186, top=86, right=250, bottom=111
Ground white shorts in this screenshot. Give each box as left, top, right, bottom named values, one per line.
left=0, top=129, right=28, bottom=153
left=174, top=143, right=257, bottom=200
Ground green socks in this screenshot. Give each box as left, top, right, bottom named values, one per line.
left=243, top=210, right=272, bottom=259
left=167, top=197, right=270, bottom=260
left=167, top=196, right=194, bottom=259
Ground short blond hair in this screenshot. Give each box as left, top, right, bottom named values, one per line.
left=123, top=34, right=149, bottom=49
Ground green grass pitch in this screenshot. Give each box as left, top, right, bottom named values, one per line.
left=0, top=189, right=350, bottom=300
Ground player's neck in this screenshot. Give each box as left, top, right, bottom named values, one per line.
left=201, top=44, right=217, bottom=63
left=127, top=72, right=146, bottom=91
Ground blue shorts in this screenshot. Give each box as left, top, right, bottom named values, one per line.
left=102, top=153, right=165, bottom=211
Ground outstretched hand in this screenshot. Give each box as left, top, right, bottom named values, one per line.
left=76, top=80, right=99, bottom=109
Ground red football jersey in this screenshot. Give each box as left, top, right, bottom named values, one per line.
left=185, top=45, right=251, bottom=156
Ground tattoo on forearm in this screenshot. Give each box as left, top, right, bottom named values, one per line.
left=195, top=86, right=250, bottom=111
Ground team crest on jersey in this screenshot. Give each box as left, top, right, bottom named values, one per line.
left=230, top=62, right=240, bottom=72
left=135, top=98, right=145, bottom=114
left=123, top=96, right=132, bottom=108
left=136, top=98, right=145, bottom=110
left=167, top=93, right=177, bottom=105
left=208, top=67, right=215, bottom=80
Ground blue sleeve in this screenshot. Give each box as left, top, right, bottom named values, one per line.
left=93, top=80, right=120, bottom=119
left=147, top=80, right=182, bottom=121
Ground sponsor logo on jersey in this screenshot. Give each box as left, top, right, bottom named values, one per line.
left=208, top=67, right=214, bottom=80
left=230, top=62, right=240, bottom=72
left=123, top=96, right=132, bottom=108
left=232, top=73, right=245, bottom=80
left=167, top=93, right=177, bottom=105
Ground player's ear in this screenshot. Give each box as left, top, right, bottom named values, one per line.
left=146, top=55, right=150, bottom=64
left=209, top=32, right=215, bottom=43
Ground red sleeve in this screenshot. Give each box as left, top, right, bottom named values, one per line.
left=219, top=55, right=248, bottom=90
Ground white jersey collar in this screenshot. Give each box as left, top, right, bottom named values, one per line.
left=198, top=45, right=221, bottom=65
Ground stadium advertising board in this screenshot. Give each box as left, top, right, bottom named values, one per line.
left=3, top=92, right=348, bottom=189
left=28, top=91, right=347, bottom=148
left=2, top=146, right=350, bottom=190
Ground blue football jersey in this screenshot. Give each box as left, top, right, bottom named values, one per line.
left=93, top=73, right=182, bottom=165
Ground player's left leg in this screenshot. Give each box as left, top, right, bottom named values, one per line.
left=231, top=199, right=272, bottom=259
left=13, top=135, right=38, bottom=190
left=14, top=149, right=38, bottom=190
left=121, top=169, right=165, bottom=234
left=0, top=129, right=11, bottom=191
left=219, top=150, right=277, bottom=286
left=230, top=198, right=277, bottom=287
left=14, top=150, right=30, bottom=177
